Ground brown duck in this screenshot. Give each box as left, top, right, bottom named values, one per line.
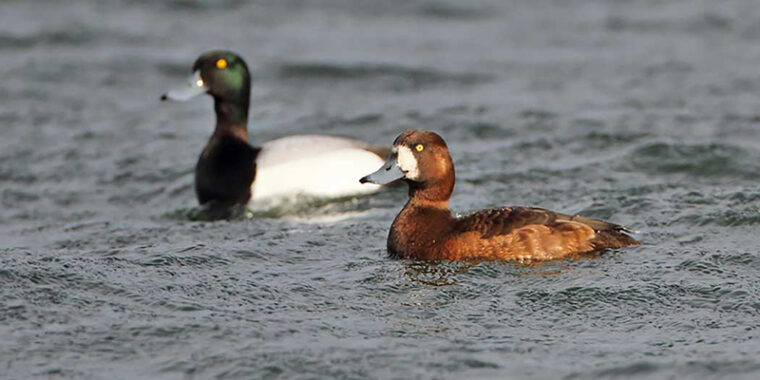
left=360, top=130, right=640, bottom=261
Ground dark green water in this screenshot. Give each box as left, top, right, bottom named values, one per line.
left=1, top=0, right=759, bottom=378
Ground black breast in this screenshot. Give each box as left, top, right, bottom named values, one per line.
left=194, top=136, right=259, bottom=207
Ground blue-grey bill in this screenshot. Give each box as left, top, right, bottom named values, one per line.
left=161, top=71, right=207, bottom=101
left=360, top=152, right=404, bottom=185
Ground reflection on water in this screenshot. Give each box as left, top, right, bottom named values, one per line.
left=403, top=260, right=474, bottom=286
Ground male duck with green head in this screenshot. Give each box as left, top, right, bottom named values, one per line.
left=162, top=51, right=389, bottom=209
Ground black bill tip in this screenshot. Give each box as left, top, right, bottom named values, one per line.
left=359, top=175, right=372, bottom=184
left=160, top=94, right=168, bottom=101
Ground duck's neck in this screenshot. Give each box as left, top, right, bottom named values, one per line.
left=407, top=173, right=454, bottom=205
left=402, top=187, right=452, bottom=227
left=213, top=97, right=249, bottom=141
left=406, top=197, right=449, bottom=210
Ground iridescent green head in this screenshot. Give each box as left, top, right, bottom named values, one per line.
left=162, top=50, right=251, bottom=105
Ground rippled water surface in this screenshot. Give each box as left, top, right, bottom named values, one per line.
left=2, top=0, right=760, bottom=378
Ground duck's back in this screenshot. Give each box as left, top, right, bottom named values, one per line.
left=441, top=207, right=640, bottom=261
left=250, top=135, right=387, bottom=204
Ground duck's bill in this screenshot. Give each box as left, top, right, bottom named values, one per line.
left=160, top=71, right=207, bottom=101
left=360, top=152, right=404, bottom=185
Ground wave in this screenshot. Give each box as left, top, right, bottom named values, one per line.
left=622, top=141, right=760, bottom=180
left=277, top=62, right=492, bottom=91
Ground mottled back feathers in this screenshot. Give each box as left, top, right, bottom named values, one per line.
left=445, top=206, right=640, bottom=261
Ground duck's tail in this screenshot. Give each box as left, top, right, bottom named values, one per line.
left=591, top=230, right=641, bottom=249
left=560, top=214, right=642, bottom=249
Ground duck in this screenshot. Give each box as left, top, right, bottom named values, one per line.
left=161, top=50, right=389, bottom=208
left=359, top=130, right=641, bottom=261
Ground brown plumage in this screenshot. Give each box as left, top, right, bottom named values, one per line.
left=361, top=130, right=641, bottom=262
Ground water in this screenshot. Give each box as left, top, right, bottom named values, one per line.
left=1, top=0, right=760, bottom=378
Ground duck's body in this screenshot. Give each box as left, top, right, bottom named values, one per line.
left=163, top=50, right=387, bottom=208
left=389, top=204, right=638, bottom=261
left=361, top=130, right=640, bottom=262
left=249, top=135, right=385, bottom=204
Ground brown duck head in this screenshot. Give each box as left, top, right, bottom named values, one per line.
left=360, top=130, right=455, bottom=203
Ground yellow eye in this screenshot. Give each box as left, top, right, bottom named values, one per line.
left=216, top=58, right=228, bottom=69
left=415, top=144, right=424, bottom=152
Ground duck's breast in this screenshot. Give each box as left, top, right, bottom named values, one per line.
left=250, top=135, right=385, bottom=204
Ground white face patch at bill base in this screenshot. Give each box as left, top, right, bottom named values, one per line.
left=396, top=145, right=420, bottom=180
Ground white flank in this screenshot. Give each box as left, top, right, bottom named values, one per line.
left=395, top=145, right=420, bottom=180
left=249, top=135, right=385, bottom=205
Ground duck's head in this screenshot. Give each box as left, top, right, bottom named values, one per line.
left=161, top=50, right=250, bottom=103
left=361, top=130, right=455, bottom=200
